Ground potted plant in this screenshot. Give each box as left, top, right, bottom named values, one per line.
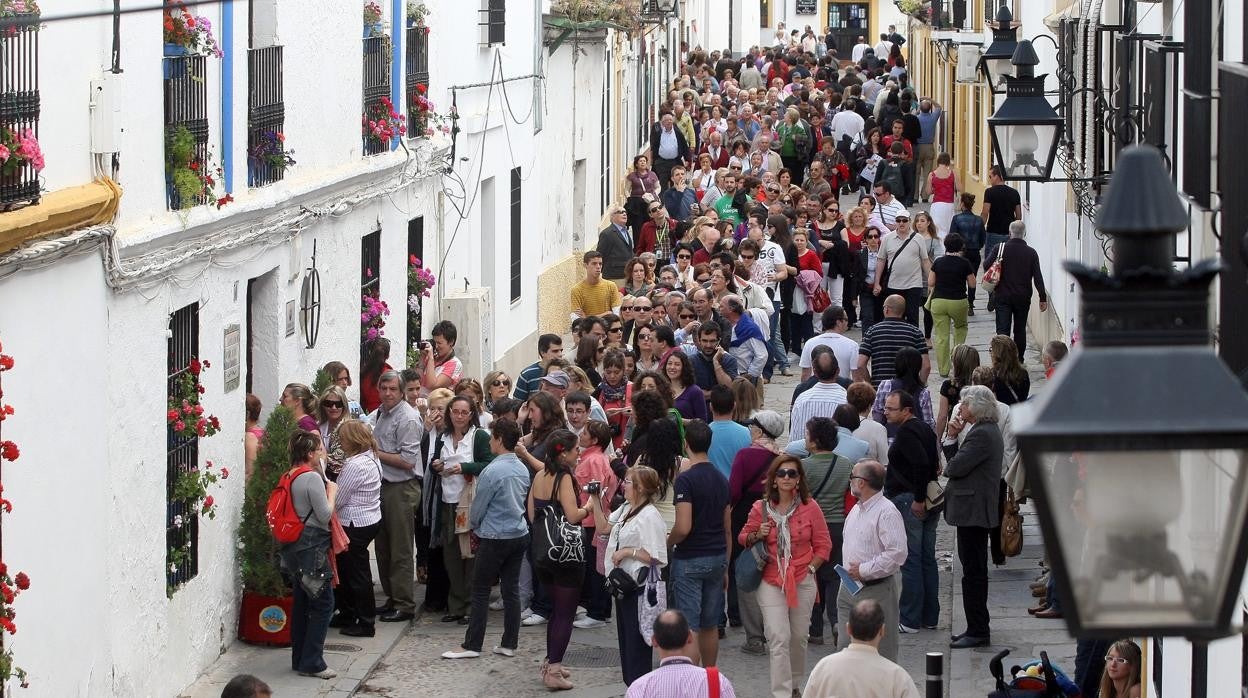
left=247, top=129, right=295, bottom=185
left=0, top=0, right=40, bottom=35
left=163, top=1, right=222, bottom=78
left=408, top=84, right=451, bottom=139
left=0, top=126, right=44, bottom=183
left=363, top=1, right=384, bottom=38
left=406, top=1, right=429, bottom=29
left=166, top=124, right=230, bottom=210
left=237, top=406, right=297, bottom=646
left=405, top=255, right=437, bottom=365
left=362, top=96, right=407, bottom=153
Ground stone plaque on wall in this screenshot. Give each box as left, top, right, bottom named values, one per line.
left=223, top=324, right=241, bottom=392
left=796, top=0, right=817, bottom=15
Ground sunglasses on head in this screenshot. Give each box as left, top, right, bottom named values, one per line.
left=322, top=400, right=344, bottom=409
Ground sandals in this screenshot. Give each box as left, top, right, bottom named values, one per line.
left=417, top=566, right=429, bottom=585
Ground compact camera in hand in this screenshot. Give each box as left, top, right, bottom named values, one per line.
left=583, top=481, right=602, bottom=495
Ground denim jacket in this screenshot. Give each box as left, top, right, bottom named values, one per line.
left=947, top=211, right=985, bottom=250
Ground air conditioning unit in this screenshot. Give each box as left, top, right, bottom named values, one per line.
left=956, top=45, right=982, bottom=83
left=440, top=286, right=494, bottom=380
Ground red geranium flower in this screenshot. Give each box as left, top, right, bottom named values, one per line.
left=203, top=495, right=214, bottom=509
left=0, top=441, right=18, bottom=462
left=14, top=572, right=30, bottom=590
left=0, top=355, right=13, bottom=371
left=189, top=358, right=202, bottom=376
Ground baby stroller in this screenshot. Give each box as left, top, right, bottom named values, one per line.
left=988, top=649, right=1080, bottom=697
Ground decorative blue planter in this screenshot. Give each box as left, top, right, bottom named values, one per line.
left=363, top=23, right=384, bottom=39
left=163, top=42, right=191, bottom=79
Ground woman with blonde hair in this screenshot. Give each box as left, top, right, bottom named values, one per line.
left=913, top=210, right=945, bottom=345
left=731, top=375, right=762, bottom=422
left=587, top=465, right=668, bottom=686
left=482, top=370, right=512, bottom=410
left=282, top=383, right=319, bottom=433
left=418, top=388, right=456, bottom=609
left=316, top=385, right=350, bottom=480
left=989, top=334, right=1030, bottom=405
left=331, top=419, right=383, bottom=637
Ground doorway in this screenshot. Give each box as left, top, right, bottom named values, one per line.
left=826, top=2, right=870, bottom=65
left=245, top=268, right=280, bottom=419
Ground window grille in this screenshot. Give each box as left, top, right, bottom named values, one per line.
left=509, top=167, right=522, bottom=303
left=480, top=0, right=505, bottom=46
left=0, top=11, right=39, bottom=210
left=167, top=303, right=200, bottom=592
left=247, top=45, right=286, bottom=187
left=405, top=27, right=430, bottom=137
left=164, top=54, right=210, bottom=209
left=363, top=36, right=392, bottom=155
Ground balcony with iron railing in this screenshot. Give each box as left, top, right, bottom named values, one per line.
left=362, top=35, right=393, bottom=155
left=164, top=53, right=211, bottom=210
left=247, top=44, right=288, bottom=187
left=0, top=12, right=41, bottom=210
left=405, top=26, right=429, bottom=136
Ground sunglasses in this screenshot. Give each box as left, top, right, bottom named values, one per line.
left=620, top=306, right=635, bottom=311
left=696, top=276, right=711, bottom=283
left=740, top=254, right=756, bottom=260
left=491, top=379, right=511, bottom=387
left=609, top=326, right=624, bottom=333
left=895, top=218, right=910, bottom=222
left=776, top=469, right=800, bottom=479
left=866, top=234, right=880, bottom=239
left=677, top=253, right=691, bottom=259
left=638, top=334, right=653, bottom=340
left=678, top=313, right=696, bottom=320
left=635, top=305, right=652, bottom=311
left=322, top=400, right=344, bottom=409
left=649, top=207, right=662, bottom=213
left=826, top=208, right=839, bottom=213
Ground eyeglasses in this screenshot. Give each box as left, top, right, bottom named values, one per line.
left=491, top=379, right=511, bottom=387
left=322, top=400, right=344, bottom=409
left=775, top=468, right=800, bottom=479
left=849, top=475, right=868, bottom=482
left=883, top=406, right=902, bottom=412
left=1103, top=656, right=1131, bottom=666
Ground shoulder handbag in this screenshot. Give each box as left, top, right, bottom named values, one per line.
left=981, top=242, right=1006, bottom=294
left=532, top=471, right=586, bottom=572
left=877, top=231, right=916, bottom=291
left=1000, top=484, right=1024, bottom=558
left=734, top=502, right=772, bottom=593
left=888, top=458, right=945, bottom=512
left=637, top=560, right=667, bottom=645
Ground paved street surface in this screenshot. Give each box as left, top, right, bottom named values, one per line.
left=181, top=197, right=1076, bottom=697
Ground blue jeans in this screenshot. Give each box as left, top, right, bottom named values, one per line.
left=291, top=580, right=335, bottom=673
left=767, top=298, right=788, bottom=374
left=892, top=493, right=939, bottom=628
left=671, top=553, right=727, bottom=630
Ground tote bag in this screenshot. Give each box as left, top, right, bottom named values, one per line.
left=637, top=561, right=667, bottom=645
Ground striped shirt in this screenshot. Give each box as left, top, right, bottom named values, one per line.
left=873, top=197, right=907, bottom=230
left=859, top=319, right=927, bottom=386
left=335, top=451, right=383, bottom=527
left=625, top=658, right=737, bottom=698
left=842, top=490, right=908, bottom=581
left=787, top=381, right=848, bottom=451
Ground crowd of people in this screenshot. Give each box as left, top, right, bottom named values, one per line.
left=246, top=26, right=1142, bottom=698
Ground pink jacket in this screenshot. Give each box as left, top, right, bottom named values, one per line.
left=739, top=498, right=833, bottom=607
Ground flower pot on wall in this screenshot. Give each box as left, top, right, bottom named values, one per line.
left=163, top=43, right=191, bottom=79
left=238, top=590, right=294, bottom=646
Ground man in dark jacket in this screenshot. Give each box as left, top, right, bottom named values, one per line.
left=596, top=206, right=635, bottom=283
left=882, top=389, right=939, bottom=636
left=981, top=220, right=1047, bottom=360
left=942, top=385, right=1004, bottom=649
left=650, top=112, right=690, bottom=192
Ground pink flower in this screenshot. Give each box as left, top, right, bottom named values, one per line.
left=0, top=144, right=9, bottom=163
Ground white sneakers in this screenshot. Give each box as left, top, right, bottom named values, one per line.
left=572, top=617, right=608, bottom=629
left=441, top=649, right=481, bottom=659
left=522, top=613, right=548, bottom=626
left=489, top=598, right=505, bottom=611
left=492, top=646, right=515, bottom=657
left=898, top=623, right=920, bottom=634
left=298, top=668, right=338, bottom=679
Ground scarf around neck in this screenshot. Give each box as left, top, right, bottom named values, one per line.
left=765, top=498, right=799, bottom=586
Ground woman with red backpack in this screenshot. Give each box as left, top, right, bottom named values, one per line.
left=278, top=430, right=339, bottom=679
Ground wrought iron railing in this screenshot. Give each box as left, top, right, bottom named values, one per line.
left=164, top=54, right=210, bottom=209
left=405, top=26, right=429, bottom=137
left=247, top=45, right=287, bottom=187
left=167, top=303, right=200, bottom=592
left=0, top=13, right=40, bottom=210
left=362, top=36, right=391, bottom=155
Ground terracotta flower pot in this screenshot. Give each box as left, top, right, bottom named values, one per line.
left=238, top=590, right=294, bottom=646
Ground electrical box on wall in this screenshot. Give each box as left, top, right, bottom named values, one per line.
left=89, top=71, right=124, bottom=153
left=957, top=46, right=982, bottom=83
left=440, top=286, right=493, bottom=380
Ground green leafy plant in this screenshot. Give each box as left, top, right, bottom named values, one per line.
left=311, top=369, right=331, bottom=397
left=166, top=124, right=230, bottom=210
left=237, top=406, right=297, bottom=598
left=406, top=1, right=429, bottom=28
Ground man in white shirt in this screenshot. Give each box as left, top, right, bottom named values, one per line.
left=869, top=182, right=908, bottom=232
left=851, top=36, right=869, bottom=63
left=787, top=347, right=848, bottom=456
left=874, top=33, right=894, bottom=59
left=805, top=599, right=920, bottom=698
left=830, top=100, right=866, bottom=146
left=627, top=610, right=737, bottom=697
left=720, top=294, right=768, bottom=382
left=750, top=134, right=784, bottom=174
left=839, top=459, right=907, bottom=661
left=799, top=307, right=859, bottom=382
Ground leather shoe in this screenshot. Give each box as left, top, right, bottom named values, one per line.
left=1034, top=608, right=1064, bottom=619
left=379, top=610, right=415, bottom=623
left=1028, top=603, right=1050, bottom=616
left=950, top=635, right=990, bottom=649
left=329, top=613, right=354, bottom=628
left=341, top=624, right=376, bottom=637
left=441, top=614, right=465, bottom=623
left=458, top=616, right=470, bottom=625
left=1032, top=586, right=1047, bottom=597
left=375, top=604, right=394, bottom=616
left=950, top=632, right=965, bottom=642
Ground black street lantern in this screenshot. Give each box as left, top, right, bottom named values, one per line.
left=987, top=40, right=1063, bottom=181
left=978, top=4, right=1018, bottom=92
left=1013, top=145, right=1248, bottom=641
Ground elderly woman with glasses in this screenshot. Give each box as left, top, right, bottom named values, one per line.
left=739, top=454, right=832, bottom=698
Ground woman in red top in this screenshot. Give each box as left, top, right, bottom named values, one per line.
left=359, top=337, right=393, bottom=415
left=787, top=230, right=824, bottom=355
left=739, top=454, right=832, bottom=698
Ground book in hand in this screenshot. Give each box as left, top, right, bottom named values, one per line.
left=834, top=564, right=862, bottom=596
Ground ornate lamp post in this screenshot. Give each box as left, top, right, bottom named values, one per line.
left=1014, top=147, right=1248, bottom=684
left=987, top=40, right=1063, bottom=181
left=978, top=4, right=1018, bottom=93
